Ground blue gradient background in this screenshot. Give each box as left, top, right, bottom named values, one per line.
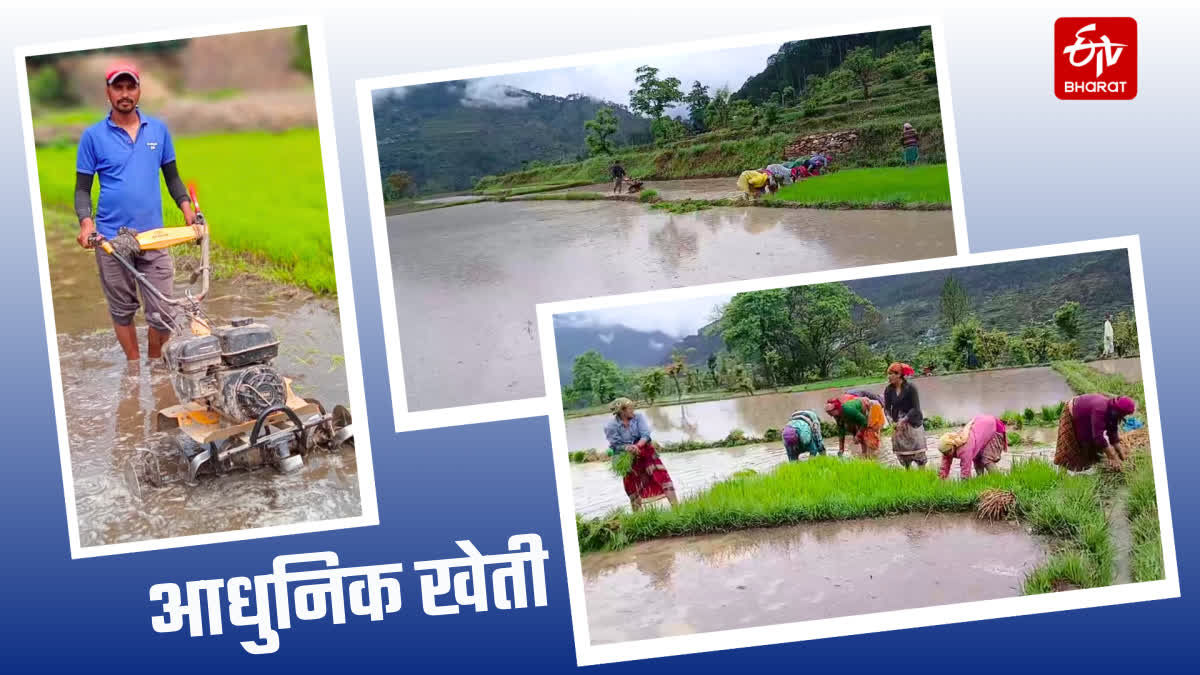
left=0, top=4, right=1193, bottom=671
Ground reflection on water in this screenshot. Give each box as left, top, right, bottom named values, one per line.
left=567, top=366, right=1084, bottom=451
left=390, top=199, right=955, bottom=411
left=46, top=229, right=359, bottom=547
left=582, top=513, right=1046, bottom=645
left=1088, top=357, right=1143, bottom=382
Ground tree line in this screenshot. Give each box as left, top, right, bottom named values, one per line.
left=562, top=276, right=1138, bottom=410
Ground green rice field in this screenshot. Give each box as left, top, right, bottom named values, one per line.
left=36, top=129, right=336, bottom=294
left=767, top=164, right=951, bottom=208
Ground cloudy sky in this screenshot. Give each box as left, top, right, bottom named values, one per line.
left=378, top=41, right=783, bottom=112
left=555, top=293, right=734, bottom=338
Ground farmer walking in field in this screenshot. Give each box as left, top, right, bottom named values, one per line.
left=610, top=160, right=626, bottom=193
left=74, top=63, right=204, bottom=361
left=901, top=122, right=920, bottom=165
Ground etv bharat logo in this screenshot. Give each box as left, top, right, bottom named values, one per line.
left=1055, top=18, right=1137, bottom=99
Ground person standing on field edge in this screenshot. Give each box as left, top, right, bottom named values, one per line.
left=74, top=63, right=204, bottom=361
left=901, top=122, right=920, bottom=165
left=1103, top=313, right=1116, bottom=357
left=610, top=160, right=626, bottom=193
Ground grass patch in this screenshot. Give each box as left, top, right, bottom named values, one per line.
left=36, top=129, right=336, bottom=294
left=521, top=191, right=607, bottom=201
left=650, top=198, right=732, bottom=214
left=766, top=165, right=951, bottom=208
left=638, top=189, right=659, bottom=203
left=578, top=456, right=1069, bottom=553
left=1125, top=451, right=1165, bottom=582
left=475, top=180, right=593, bottom=197
left=33, top=106, right=105, bottom=127
left=1052, top=360, right=1146, bottom=413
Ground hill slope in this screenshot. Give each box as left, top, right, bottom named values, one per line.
left=555, top=251, right=1136, bottom=380
left=372, top=82, right=651, bottom=195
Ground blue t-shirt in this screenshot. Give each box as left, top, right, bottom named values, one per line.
left=76, top=110, right=176, bottom=238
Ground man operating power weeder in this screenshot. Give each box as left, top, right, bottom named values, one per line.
left=75, top=63, right=205, bottom=361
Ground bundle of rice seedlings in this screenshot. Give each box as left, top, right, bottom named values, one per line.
left=977, top=488, right=1016, bottom=520
left=610, top=451, right=634, bottom=477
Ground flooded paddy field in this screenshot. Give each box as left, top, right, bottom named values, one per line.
left=388, top=198, right=955, bottom=411
left=582, top=512, right=1046, bottom=644
left=47, top=230, right=359, bottom=547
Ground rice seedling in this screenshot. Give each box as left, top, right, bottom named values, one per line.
left=610, top=451, right=634, bottom=477
left=1124, top=451, right=1165, bottom=582
left=766, top=165, right=951, bottom=208
left=637, top=189, right=659, bottom=203
left=1023, top=407, right=1037, bottom=422
left=977, top=488, right=1016, bottom=520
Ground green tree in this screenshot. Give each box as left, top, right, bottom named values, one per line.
left=940, top=275, right=971, bottom=328
left=664, top=349, right=690, bottom=402
left=386, top=171, right=414, bottom=200
left=706, top=354, right=719, bottom=387
left=629, top=65, right=683, bottom=119
left=569, top=351, right=626, bottom=405
left=1112, top=311, right=1139, bottom=356
left=704, top=86, right=731, bottom=128
left=650, top=116, right=688, bottom=145
left=1021, top=324, right=1055, bottom=363
left=950, top=318, right=983, bottom=369
left=684, top=80, right=711, bottom=128
left=977, top=328, right=1011, bottom=367
left=584, top=107, right=619, bottom=156
left=760, top=101, right=780, bottom=129
left=787, top=283, right=881, bottom=379
left=728, top=99, right=756, bottom=128
left=843, top=46, right=878, bottom=99
left=638, top=369, right=667, bottom=405
left=781, top=85, right=795, bottom=106
left=720, top=289, right=792, bottom=384
left=291, top=26, right=312, bottom=75
left=1054, top=301, right=1083, bottom=341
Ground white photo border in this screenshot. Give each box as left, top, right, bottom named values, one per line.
left=354, top=16, right=969, bottom=432
left=534, top=235, right=1178, bottom=666
left=15, top=16, right=380, bottom=559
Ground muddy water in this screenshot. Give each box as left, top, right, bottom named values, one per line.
left=389, top=200, right=955, bottom=411
left=415, top=195, right=483, bottom=205
left=566, top=366, right=1074, bottom=451
left=46, top=230, right=359, bottom=547
left=582, top=513, right=1046, bottom=644
left=571, top=440, right=1055, bottom=518
left=1088, top=357, right=1143, bottom=382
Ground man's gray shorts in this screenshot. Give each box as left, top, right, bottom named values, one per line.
left=95, top=248, right=176, bottom=332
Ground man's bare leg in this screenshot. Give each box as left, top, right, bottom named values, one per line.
left=147, top=326, right=170, bottom=360
left=113, top=322, right=139, bottom=361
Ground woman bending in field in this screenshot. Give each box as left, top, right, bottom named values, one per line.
left=604, top=397, right=678, bottom=511
left=825, top=394, right=885, bottom=457
left=782, top=409, right=825, bottom=461
left=1054, top=394, right=1137, bottom=472
left=938, top=415, right=1007, bottom=479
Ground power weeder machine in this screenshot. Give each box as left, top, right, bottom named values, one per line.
left=90, top=187, right=353, bottom=486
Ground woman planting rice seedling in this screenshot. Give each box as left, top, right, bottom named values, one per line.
left=825, top=394, right=885, bottom=457
left=884, top=362, right=927, bottom=468
left=1054, top=394, right=1137, bottom=472
left=938, top=415, right=1008, bottom=479
left=782, top=409, right=825, bottom=461
left=604, top=397, right=678, bottom=511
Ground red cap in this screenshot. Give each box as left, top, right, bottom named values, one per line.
left=105, top=63, right=140, bottom=85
